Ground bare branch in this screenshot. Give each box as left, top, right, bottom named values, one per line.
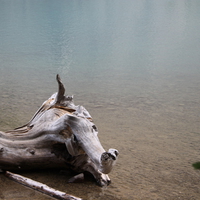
left=56, top=74, right=65, bottom=105
left=5, top=171, right=82, bottom=200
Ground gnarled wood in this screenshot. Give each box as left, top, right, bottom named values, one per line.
left=0, top=75, right=118, bottom=186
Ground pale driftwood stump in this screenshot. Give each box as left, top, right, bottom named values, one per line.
left=0, top=75, right=118, bottom=186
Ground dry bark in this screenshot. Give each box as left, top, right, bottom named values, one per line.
left=0, top=75, right=118, bottom=186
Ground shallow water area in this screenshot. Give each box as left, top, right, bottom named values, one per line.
left=1, top=1, right=200, bottom=199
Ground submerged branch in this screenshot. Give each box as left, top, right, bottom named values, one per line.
left=4, top=171, right=82, bottom=200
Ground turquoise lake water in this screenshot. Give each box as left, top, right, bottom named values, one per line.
left=0, top=1, right=200, bottom=199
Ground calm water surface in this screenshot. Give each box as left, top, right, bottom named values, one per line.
left=0, top=1, right=200, bottom=199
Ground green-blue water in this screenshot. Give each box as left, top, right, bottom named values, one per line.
left=0, top=1, right=200, bottom=199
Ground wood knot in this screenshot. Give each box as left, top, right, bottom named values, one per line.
left=0, top=147, right=4, bottom=153
left=26, top=148, right=35, bottom=155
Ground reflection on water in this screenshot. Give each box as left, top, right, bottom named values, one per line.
left=0, top=1, right=200, bottom=199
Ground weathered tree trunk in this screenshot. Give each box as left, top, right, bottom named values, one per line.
left=0, top=75, right=118, bottom=186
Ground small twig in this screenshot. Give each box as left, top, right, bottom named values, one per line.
left=4, top=171, right=82, bottom=200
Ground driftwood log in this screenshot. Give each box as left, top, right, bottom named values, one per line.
left=0, top=75, right=118, bottom=186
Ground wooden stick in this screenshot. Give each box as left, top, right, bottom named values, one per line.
left=4, top=171, right=82, bottom=200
